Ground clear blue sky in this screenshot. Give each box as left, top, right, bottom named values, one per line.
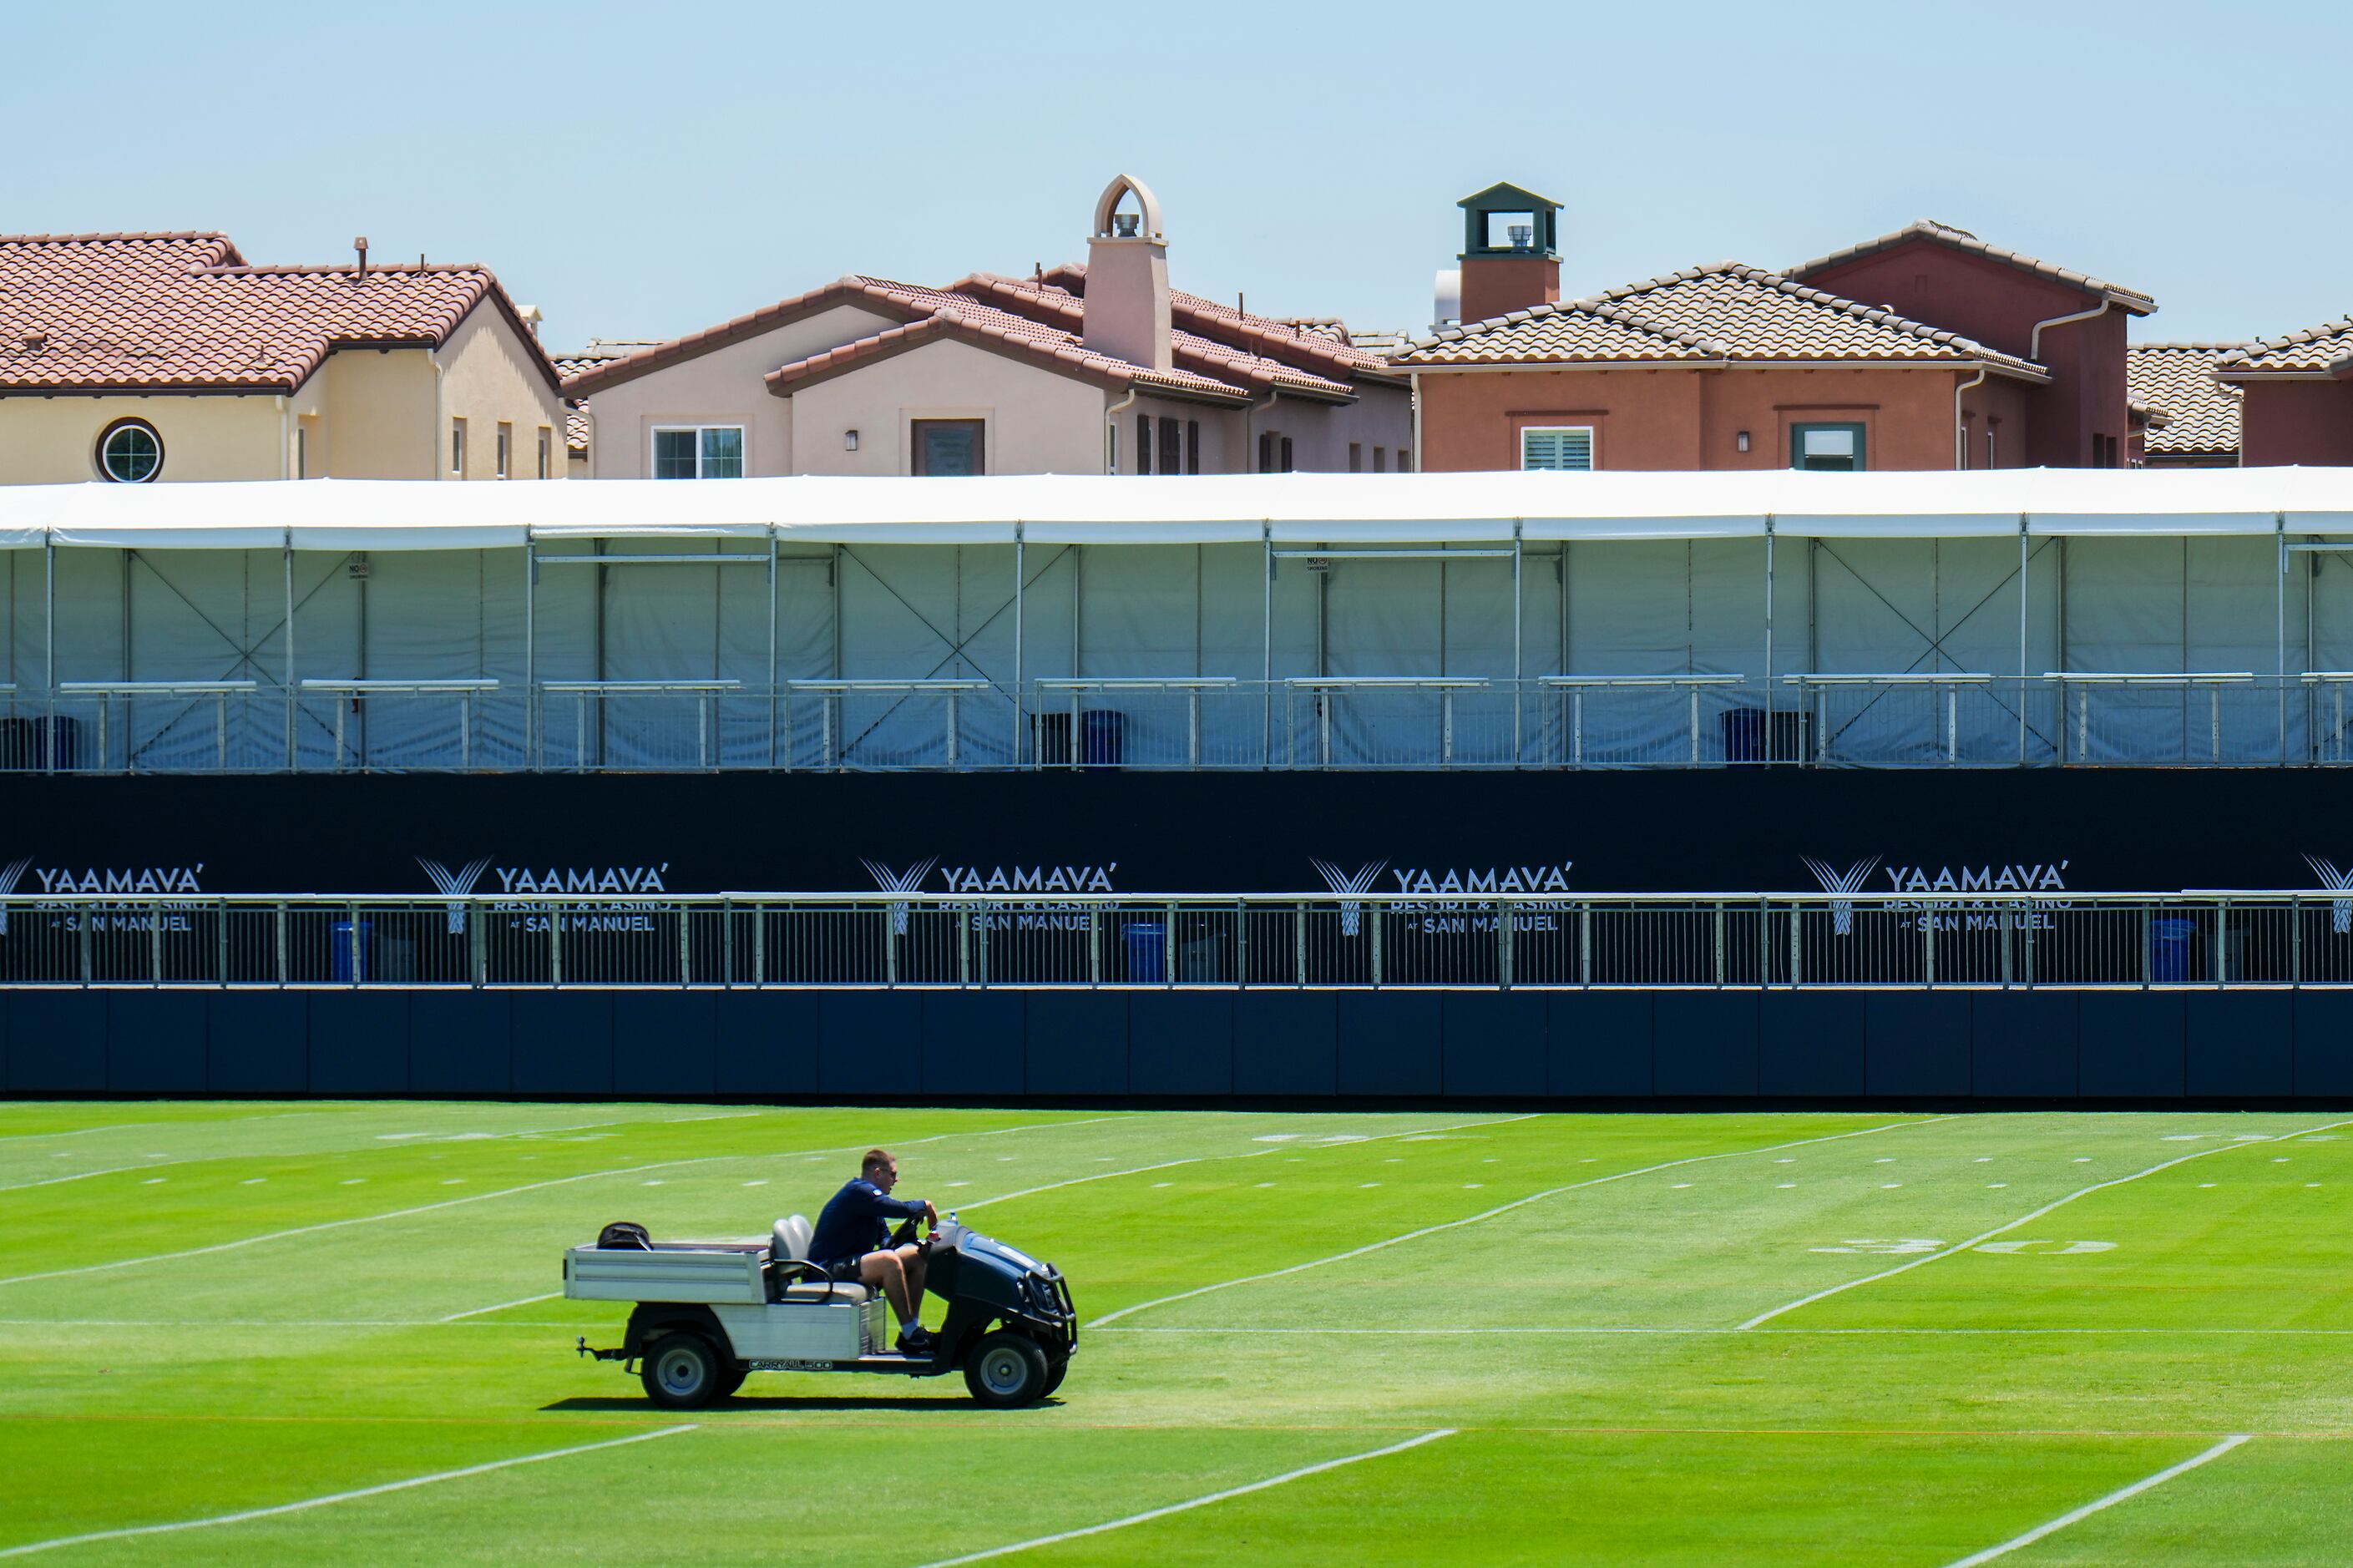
left=8, top=0, right=2344, bottom=351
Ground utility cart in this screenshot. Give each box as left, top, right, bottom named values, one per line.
left=567, top=1215, right=1076, bottom=1409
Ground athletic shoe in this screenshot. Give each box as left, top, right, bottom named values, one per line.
left=895, top=1326, right=937, bottom=1357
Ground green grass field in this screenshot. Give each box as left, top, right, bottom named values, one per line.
left=3, top=1100, right=2350, bottom=1564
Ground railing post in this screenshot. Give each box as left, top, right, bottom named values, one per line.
left=881, top=903, right=894, bottom=990
left=1923, top=905, right=1936, bottom=988
left=1572, top=690, right=1585, bottom=768
left=76, top=902, right=91, bottom=987
left=721, top=898, right=735, bottom=989
left=1441, top=688, right=1455, bottom=768
left=1163, top=901, right=1176, bottom=989
left=978, top=901, right=990, bottom=988
left=2211, top=685, right=2223, bottom=763
left=549, top=904, right=564, bottom=986
left=274, top=901, right=287, bottom=987
left=1497, top=898, right=1513, bottom=990
left=216, top=897, right=230, bottom=984
left=2022, top=900, right=2035, bottom=989
left=470, top=904, right=487, bottom=989
left=347, top=902, right=362, bottom=988
left=1294, top=900, right=1307, bottom=985
left=1756, top=895, right=1769, bottom=987
left=1946, top=686, right=1959, bottom=765
left=1088, top=905, right=1101, bottom=989
left=1689, top=688, right=1701, bottom=764
left=1789, top=898, right=1803, bottom=989
left=947, top=691, right=961, bottom=770
left=680, top=899, right=693, bottom=984
left=1578, top=902, right=1592, bottom=987
left=957, top=906, right=971, bottom=989
left=1187, top=688, right=1202, bottom=770
left=1711, top=901, right=1726, bottom=987
left=2000, top=903, right=2013, bottom=989
left=2292, top=894, right=2304, bottom=989
left=2214, top=896, right=2229, bottom=987
left=1235, top=898, right=1250, bottom=987
left=149, top=901, right=164, bottom=986
left=1371, top=897, right=1384, bottom=989
left=218, top=693, right=230, bottom=772
left=2139, top=903, right=2151, bottom=989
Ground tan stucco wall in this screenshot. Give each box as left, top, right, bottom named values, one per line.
left=316, top=347, right=437, bottom=478
left=583, top=304, right=899, bottom=478
left=787, top=336, right=1106, bottom=474
left=438, top=306, right=567, bottom=479
left=0, top=394, right=286, bottom=483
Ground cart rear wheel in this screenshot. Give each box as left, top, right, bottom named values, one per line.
left=641, top=1333, right=724, bottom=1410
left=713, top=1365, right=747, bottom=1400
left=964, top=1331, right=1050, bottom=1408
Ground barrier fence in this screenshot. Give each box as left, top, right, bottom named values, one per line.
left=8, top=890, right=2350, bottom=992
left=9, top=673, right=2353, bottom=774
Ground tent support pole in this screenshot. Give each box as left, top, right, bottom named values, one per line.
left=1511, top=521, right=1524, bottom=763
left=43, top=536, right=55, bottom=741
left=524, top=542, right=538, bottom=770
left=2279, top=513, right=2290, bottom=763
left=283, top=537, right=296, bottom=768
left=767, top=528, right=780, bottom=768
left=1262, top=522, right=1273, bottom=767
left=2018, top=518, right=2030, bottom=765
left=1012, top=524, right=1025, bottom=766
left=1763, top=520, right=1774, bottom=761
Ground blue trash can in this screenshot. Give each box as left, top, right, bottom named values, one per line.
left=331, top=919, right=372, bottom=982
left=1123, top=920, right=1165, bottom=983
left=2149, top=917, right=2194, bottom=983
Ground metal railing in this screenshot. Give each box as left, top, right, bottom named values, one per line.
left=5, top=674, right=2353, bottom=774
left=7, top=888, right=2351, bottom=992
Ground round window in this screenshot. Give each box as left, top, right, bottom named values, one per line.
left=97, top=419, right=163, bottom=483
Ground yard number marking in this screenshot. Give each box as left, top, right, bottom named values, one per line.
left=1940, top=1435, right=2250, bottom=1567
left=909, top=1429, right=1457, bottom=1568
left=0, top=1426, right=696, bottom=1558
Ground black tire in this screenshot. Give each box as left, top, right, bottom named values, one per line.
left=1041, top=1349, right=1070, bottom=1398
left=640, top=1333, right=724, bottom=1410
left=963, top=1330, right=1050, bottom=1408
left=712, top=1365, right=748, bottom=1400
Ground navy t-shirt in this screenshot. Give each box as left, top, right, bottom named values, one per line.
left=809, top=1176, right=928, bottom=1264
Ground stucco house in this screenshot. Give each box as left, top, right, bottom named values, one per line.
left=1404, top=192, right=2153, bottom=474
left=563, top=177, right=1410, bottom=478
left=2214, top=319, right=2353, bottom=465
left=0, top=231, right=564, bottom=484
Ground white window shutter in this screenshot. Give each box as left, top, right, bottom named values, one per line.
left=1521, top=427, right=1593, bottom=471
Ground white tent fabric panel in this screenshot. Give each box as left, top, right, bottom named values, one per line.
left=1077, top=545, right=1205, bottom=679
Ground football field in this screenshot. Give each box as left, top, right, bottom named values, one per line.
left=3, top=1100, right=2350, bottom=1564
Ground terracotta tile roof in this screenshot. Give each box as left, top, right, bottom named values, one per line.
left=2214, top=318, right=2353, bottom=377
left=0, top=230, right=557, bottom=393
left=1395, top=262, right=2047, bottom=377
left=2126, top=344, right=2244, bottom=454
left=949, top=272, right=1360, bottom=396
left=552, top=340, right=660, bottom=454
left=1790, top=220, right=2155, bottom=311
left=1033, top=263, right=1397, bottom=378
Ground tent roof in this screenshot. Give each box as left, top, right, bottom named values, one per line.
left=3, top=468, right=2351, bottom=549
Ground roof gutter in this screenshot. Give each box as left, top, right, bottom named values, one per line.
left=2028, top=297, right=2111, bottom=361
left=1243, top=388, right=1282, bottom=475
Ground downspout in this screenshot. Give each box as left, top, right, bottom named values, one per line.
left=1244, top=388, right=1283, bottom=474
left=433, top=357, right=448, bottom=478
left=276, top=395, right=291, bottom=479
left=2027, top=298, right=2113, bottom=467
left=1104, top=386, right=1138, bottom=474
left=1953, top=366, right=1987, bottom=470
left=1409, top=370, right=1423, bottom=473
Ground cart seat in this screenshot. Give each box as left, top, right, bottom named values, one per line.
left=772, top=1216, right=813, bottom=1262
left=779, top=1282, right=870, bottom=1304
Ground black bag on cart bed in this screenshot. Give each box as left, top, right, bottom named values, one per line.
left=597, top=1222, right=651, bottom=1250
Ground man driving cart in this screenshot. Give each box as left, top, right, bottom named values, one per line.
left=808, top=1148, right=939, bottom=1355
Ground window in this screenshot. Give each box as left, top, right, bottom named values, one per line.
left=295, top=425, right=307, bottom=480
left=1280, top=436, right=1293, bottom=473
left=537, top=427, right=552, bottom=480
left=495, top=422, right=513, bottom=480
left=1396, top=448, right=1411, bottom=473
left=1521, top=426, right=1593, bottom=471
left=1374, top=447, right=1387, bottom=473
left=1790, top=422, right=1865, bottom=472
left=1158, top=417, right=1181, bottom=477
left=2092, top=432, right=2118, bottom=468
left=1136, top=413, right=1152, bottom=474
left=96, top=417, right=163, bottom=483
left=910, top=419, right=983, bottom=476
left=652, top=426, right=745, bottom=478
left=1349, top=442, right=1363, bottom=473
left=450, top=417, right=466, bottom=476
left=1186, top=420, right=1199, bottom=475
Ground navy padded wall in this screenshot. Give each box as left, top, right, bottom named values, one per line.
left=510, top=992, right=615, bottom=1096
left=107, top=992, right=207, bottom=1093
left=10, top=993, right=107, bottom=1092
left=307, top=992, right=409, bottom=1094
left=2186, top=992, right=2293, bottom=1098
left=1338, top=992, right=1442, bottom=1097
left=2077, top=993, right=2186, bottom=1098
left=1547, top=993, right=1652, bottom=1096
left=1865, top=994, right=1971, bottom=1098
left=1970, top=992, right=2080, bottom=1098
left=613, top=991, right=716, bottom=1098
left=1025, top=992, right=1130, bottom=1096
left=1127, top=992, right=1234, bottom=1096
left=410, top=991, right=514, bottom=1095
left=817, top=993, right=920, bottom=1096
left=714, top=991, right=821, bottom=1095
left=922, top=992, right=1025, bottom=1098
left=1652, top=993, right=1758, bottom=1097
left=207, top=992, right=308, bottom=1094
left=1758, top=993, right=1865, bottom=1098
left=1233, top=993, right=1338, bottom=1096
left=1440, top=992, right=1546, bottom=1098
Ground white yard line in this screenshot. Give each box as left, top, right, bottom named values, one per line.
left=0, top=1425, right=696, bottom=1559
left=1940, top=1434, right=2251, bottom=1568
left=1093, top=1117, right=1949, bottom=1327
left=0, top=1166, right=168, bottom=1195
left=437, top=1292, right=561, bottom=1323
left=1738, top=1115, right=2353, bottom=1332
left=909, top=1429, right=1457, bottom=1568
left=1091, top=1325, right=2353, bottom=1337
left=956, top=1114, right=1536, bottom=1213
left=0, top=1115, right=1132, bottom=1290
left=0, top=1123, right=163, bottom=1144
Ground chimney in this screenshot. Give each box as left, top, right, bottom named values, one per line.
left=1083, top=175, right=1171, bottom=372
left=1455, top=183, right=1562, bottom=322
left=353, top=235, right=369, bottom=282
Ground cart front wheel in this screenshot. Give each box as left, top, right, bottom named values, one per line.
left=1041, top=1348, right=1070, bottom=1398
left=964, top=1331, right=1050, bottom=1408
left=641, top=1333, right=724, bottom=1410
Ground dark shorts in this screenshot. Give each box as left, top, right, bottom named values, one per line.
left=816, top=1256, right=866, bottom=1284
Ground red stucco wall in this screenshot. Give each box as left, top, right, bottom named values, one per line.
left=1794, top=238, right=2136, bottom=469
left=1459, top=256, right=1561, bottom=324
left=1416, top=366, right=1990, bottom=472
left=2240, top=381, right=2353, bottom=465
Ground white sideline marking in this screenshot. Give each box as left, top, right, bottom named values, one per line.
left=954, top=1114, right=1536, bottom=1215
left=1940, top=1435, right=2250, bottom=1568
left=0, top=1115, right=1134, bottom=1289
left=910, top=1429, right=1456, bottom=1568
left=663, top=1112, right=761, bottom=1123
left=1094, top=1326, right=2353, bottom=1338
left=0, top=1122, right=163, bottom=1144
left=0, top=1425, right=695, bottom=1559
left=1094, top=1117, right=1950, bottom=1326
left=1738, top=1116, right=2353, bottom=1331
left=438, top=1292, right=560, bottom=1323
left=0, top=1166, right=164, bottom=1195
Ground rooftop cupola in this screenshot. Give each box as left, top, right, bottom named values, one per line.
left=1084, top=174, right=1172, bottom=373
left=1456, top=181, right=1562, bottom=323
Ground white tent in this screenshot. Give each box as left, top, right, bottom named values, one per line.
left=2, top=468, right=2349, bottom=771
